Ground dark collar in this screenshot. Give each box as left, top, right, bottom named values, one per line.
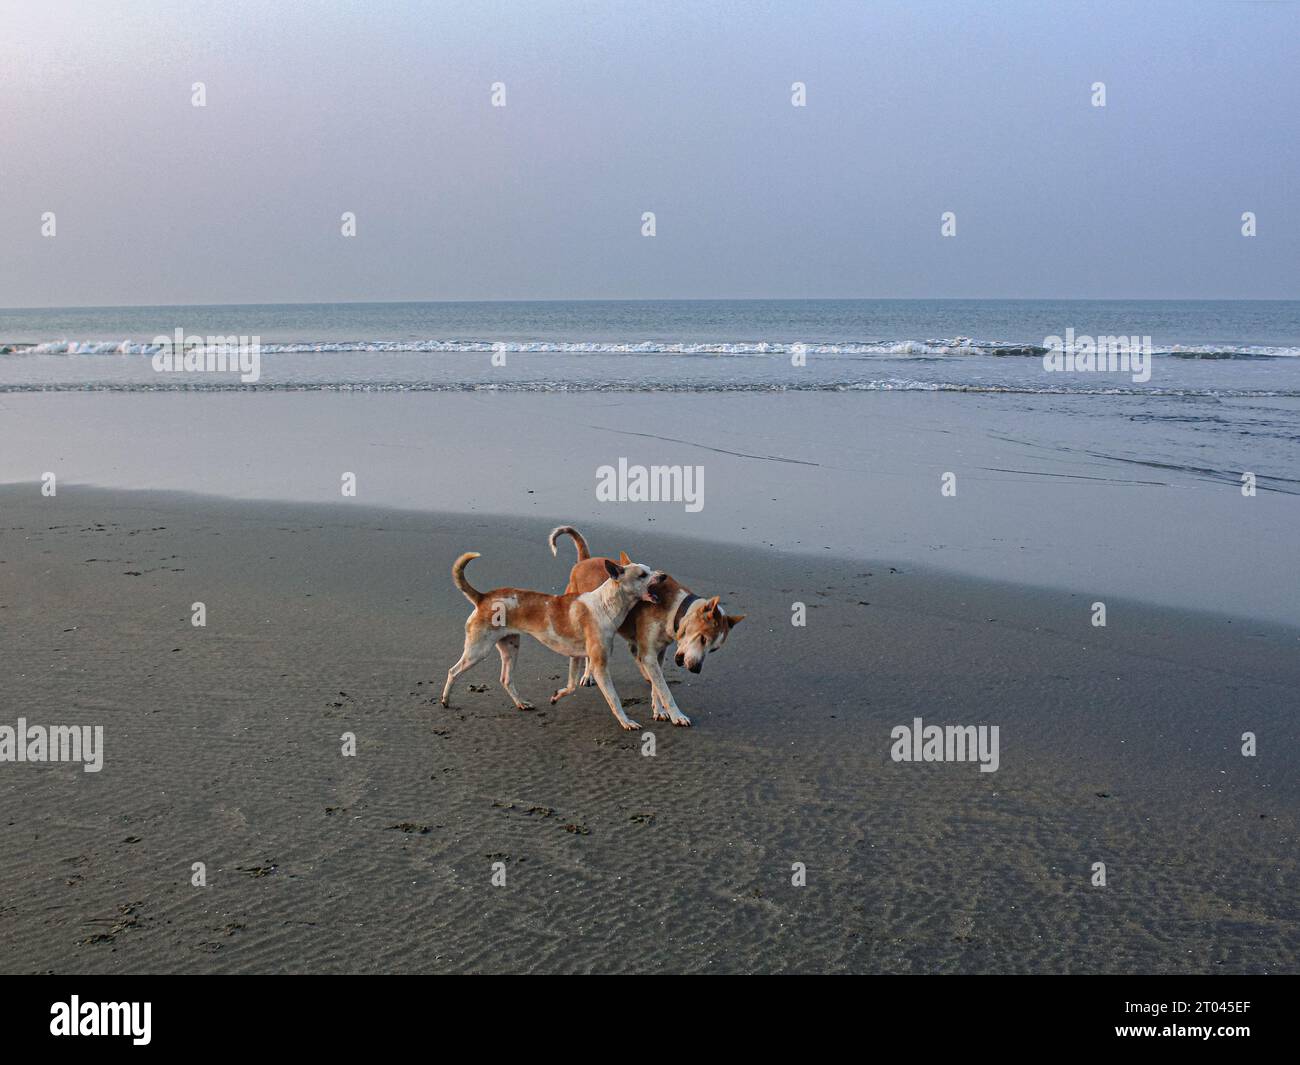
left=672, top=593, right=701, bottom=639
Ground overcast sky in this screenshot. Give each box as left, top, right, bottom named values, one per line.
left=1, top=0, right=1296, bottom=307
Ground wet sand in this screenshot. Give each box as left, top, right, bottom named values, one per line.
left=3, top=390, right=1298, bottom=626
left=1, top=487, right=1295, bottom=973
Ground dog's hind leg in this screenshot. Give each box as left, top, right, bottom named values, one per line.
left=495, top=635, right=534, bottom=710
left=577, top=655, right=596, bottom=686
left=549, top=656, right=584, bottom=705
left=440, top=625, right=499, bottom=708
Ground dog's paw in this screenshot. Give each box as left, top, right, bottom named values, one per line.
left=549, top=690, right=566, bottom=704
left=620, top=719, right=642, bottom=731
left=579, top=675, right=596, bottom=687
left=670, top=713, right=692, bottom=727
left=439, top=698, right=451, bottom=709
left=652, top=710, right=670, bottom=721
left=515, top=701, right=535, bottom=712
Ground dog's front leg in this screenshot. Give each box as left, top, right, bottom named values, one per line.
left=585, top=641, right=640, bottom=731
left=635, top=656, right=669, bottom=722
left=550, top=655, right=584, bottom=705
left=641, top=649, right=690, bottom=726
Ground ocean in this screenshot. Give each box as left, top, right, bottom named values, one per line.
left=2, top=298, right=1297, bottom=623
left=2, top=299, right=1298, bottom=397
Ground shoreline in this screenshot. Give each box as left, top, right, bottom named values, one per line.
left=4, top=390, right=1298, bottom=627
left=10, top=480, right=1300, bottom=638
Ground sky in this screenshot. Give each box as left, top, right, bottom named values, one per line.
left=1, top=0, right=1297, bottom=307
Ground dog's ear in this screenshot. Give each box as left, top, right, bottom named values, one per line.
left=618, top=551, right=632, bottom=566
left=726, top=613, right=745, bottom=628
left=603, top=558, right=624, bottom=580
left=705, top=595, right=721, bottom=615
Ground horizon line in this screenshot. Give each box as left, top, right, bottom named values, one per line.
left=4, top=295, right=1298, bottom=313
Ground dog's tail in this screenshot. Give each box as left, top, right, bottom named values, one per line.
left=451, top=552, right=484, bottom=605
left=547, top=525, right=591, bottom=561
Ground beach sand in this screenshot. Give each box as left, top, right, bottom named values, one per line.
left=4, top=390, right=1298, bottom=626
left=1, top=486, right=1295, bottom=973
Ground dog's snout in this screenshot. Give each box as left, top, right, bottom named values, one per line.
left=674, top=653, right=685, bottom=667
left=688, top=661, right=702, bottom=674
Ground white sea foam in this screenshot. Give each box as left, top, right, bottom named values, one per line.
left=2, top=378, right=1294, bottom=399
left=7, top=337, right=1298, bottom=357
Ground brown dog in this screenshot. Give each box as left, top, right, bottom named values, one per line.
left=440, top=550, right=666, bottom=730
left=547, top=526, right=744, bottom=727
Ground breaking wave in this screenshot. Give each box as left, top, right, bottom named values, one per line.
left=3, top=378, right=1296, bottom=398
left=4, top=338, right=1298, bottom=358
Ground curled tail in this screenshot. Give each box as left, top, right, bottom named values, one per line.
left=547, top=525, right=591, bottom=561
left=451, top=552, right=484, bottom=605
